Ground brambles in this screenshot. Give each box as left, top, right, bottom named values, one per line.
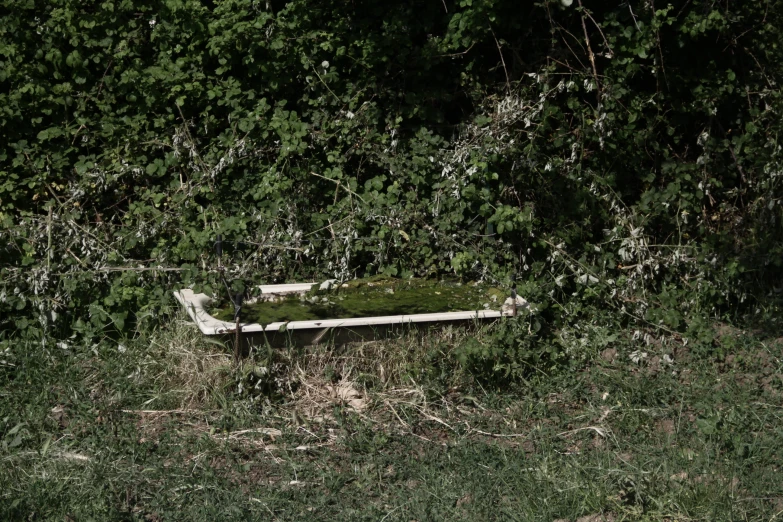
left=1, top=0, right=782, bottom=352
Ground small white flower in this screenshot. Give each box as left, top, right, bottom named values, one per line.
left=321, top=60, right=330, bottom=69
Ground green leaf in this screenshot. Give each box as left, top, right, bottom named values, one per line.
left=696, top=417, right=717, bottom=435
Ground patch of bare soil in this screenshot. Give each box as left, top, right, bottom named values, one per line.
left=656, top=418, right=676, bottom=436
left=716, top=323, right=741, bottom=338
left=124, top=409, right=211, bottom=444
left=601, top=348, right=617, bottom=362
left=647, top=355, right=662, bottom=375
left=672, top=341, right=691, bottom=362
left=50, top=405, right=70, bottom=429
left=669, top=471, right=688, bottom=481
left=456, top=493, right=472, bottom=507
left=615, top=452, right=633, bottom=464
left=291, top=368, right=369, bottom=424
left=761, top=374, right=782, bottom=397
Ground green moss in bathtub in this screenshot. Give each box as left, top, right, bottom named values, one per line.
left=209, top=278, right=506, bottom=325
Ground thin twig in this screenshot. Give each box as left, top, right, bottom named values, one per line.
left=225, top=428, right=283, bottom=437
left=175, top=103, right=210, bottom=176
left=469, top=427, right=528, bottom=438
left=46, top=206, right=53, bottom=270
left=85, top=266, right=188, bottom=273
left=556, top=24, right=589, bottom=70
left=488, top=24, right=511, bottom=92
left=70, top=124, right=86, bottom=146
left=312, top=66, right=341, bottom=103
left=716, top=121, right=747, bottom=182
left=628, top=4, right=641, bottom=30
left=437, top=42, right=475, bottom=58
left=309, top=171, right=366, bottom=203
left=384, top=400, right=410, bottom=429
left=65, top=247, right=88, bottom=268
left=121, top=409, right=215, bottom=415
left=96, top=58, right=114, bottom=96
left=558, top=426, right=608, bottom=438
left=577, top=0, right=601, bottom=99
left=744, top=47, right=774, bottom=88
left=583, top=11, right=612, bottom=53
left=236, top=241, right=305, bottom=252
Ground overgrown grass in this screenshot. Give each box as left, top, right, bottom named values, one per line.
left=2, top=314, right=782, bottom=521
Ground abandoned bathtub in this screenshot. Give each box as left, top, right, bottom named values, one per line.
left=174, top=279, right=528, bottom=347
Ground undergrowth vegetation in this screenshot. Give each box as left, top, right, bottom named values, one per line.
left=1, top=0, right=782, bottom=348
left=2, top=316, right=783, bottom=520
left=2, top=1, right=783, bottom=518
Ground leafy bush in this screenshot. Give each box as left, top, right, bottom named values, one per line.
left=455, top=314, right=559, bottom=385
left=1, top=0, right=782, bottom=345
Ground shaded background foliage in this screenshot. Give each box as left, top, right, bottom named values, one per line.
left=1, top=0, right=782, bottom=339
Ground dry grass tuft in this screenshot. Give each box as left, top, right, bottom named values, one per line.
left=280, top=326, right=476, bottom=423
left=131, top=320, right=489, bottom=431
left=139, top=316, right=234, bottom=408
left=290, top=324, right=477, bottom=386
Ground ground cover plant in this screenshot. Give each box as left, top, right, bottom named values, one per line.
left=2, top=317, right=783, bottom=520
left=2, top=0, right=783, bottom=519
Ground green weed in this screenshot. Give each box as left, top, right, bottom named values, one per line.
left=2, top=317, right=782, bottom=520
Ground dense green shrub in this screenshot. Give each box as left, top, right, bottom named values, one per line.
left=1, top=0, right=781, bottom=342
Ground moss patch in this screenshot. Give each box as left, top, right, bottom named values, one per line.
left=210, top=278, right=506, bottom=325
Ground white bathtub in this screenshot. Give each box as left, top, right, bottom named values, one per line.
left=174, top=281, right=527, bottom=347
